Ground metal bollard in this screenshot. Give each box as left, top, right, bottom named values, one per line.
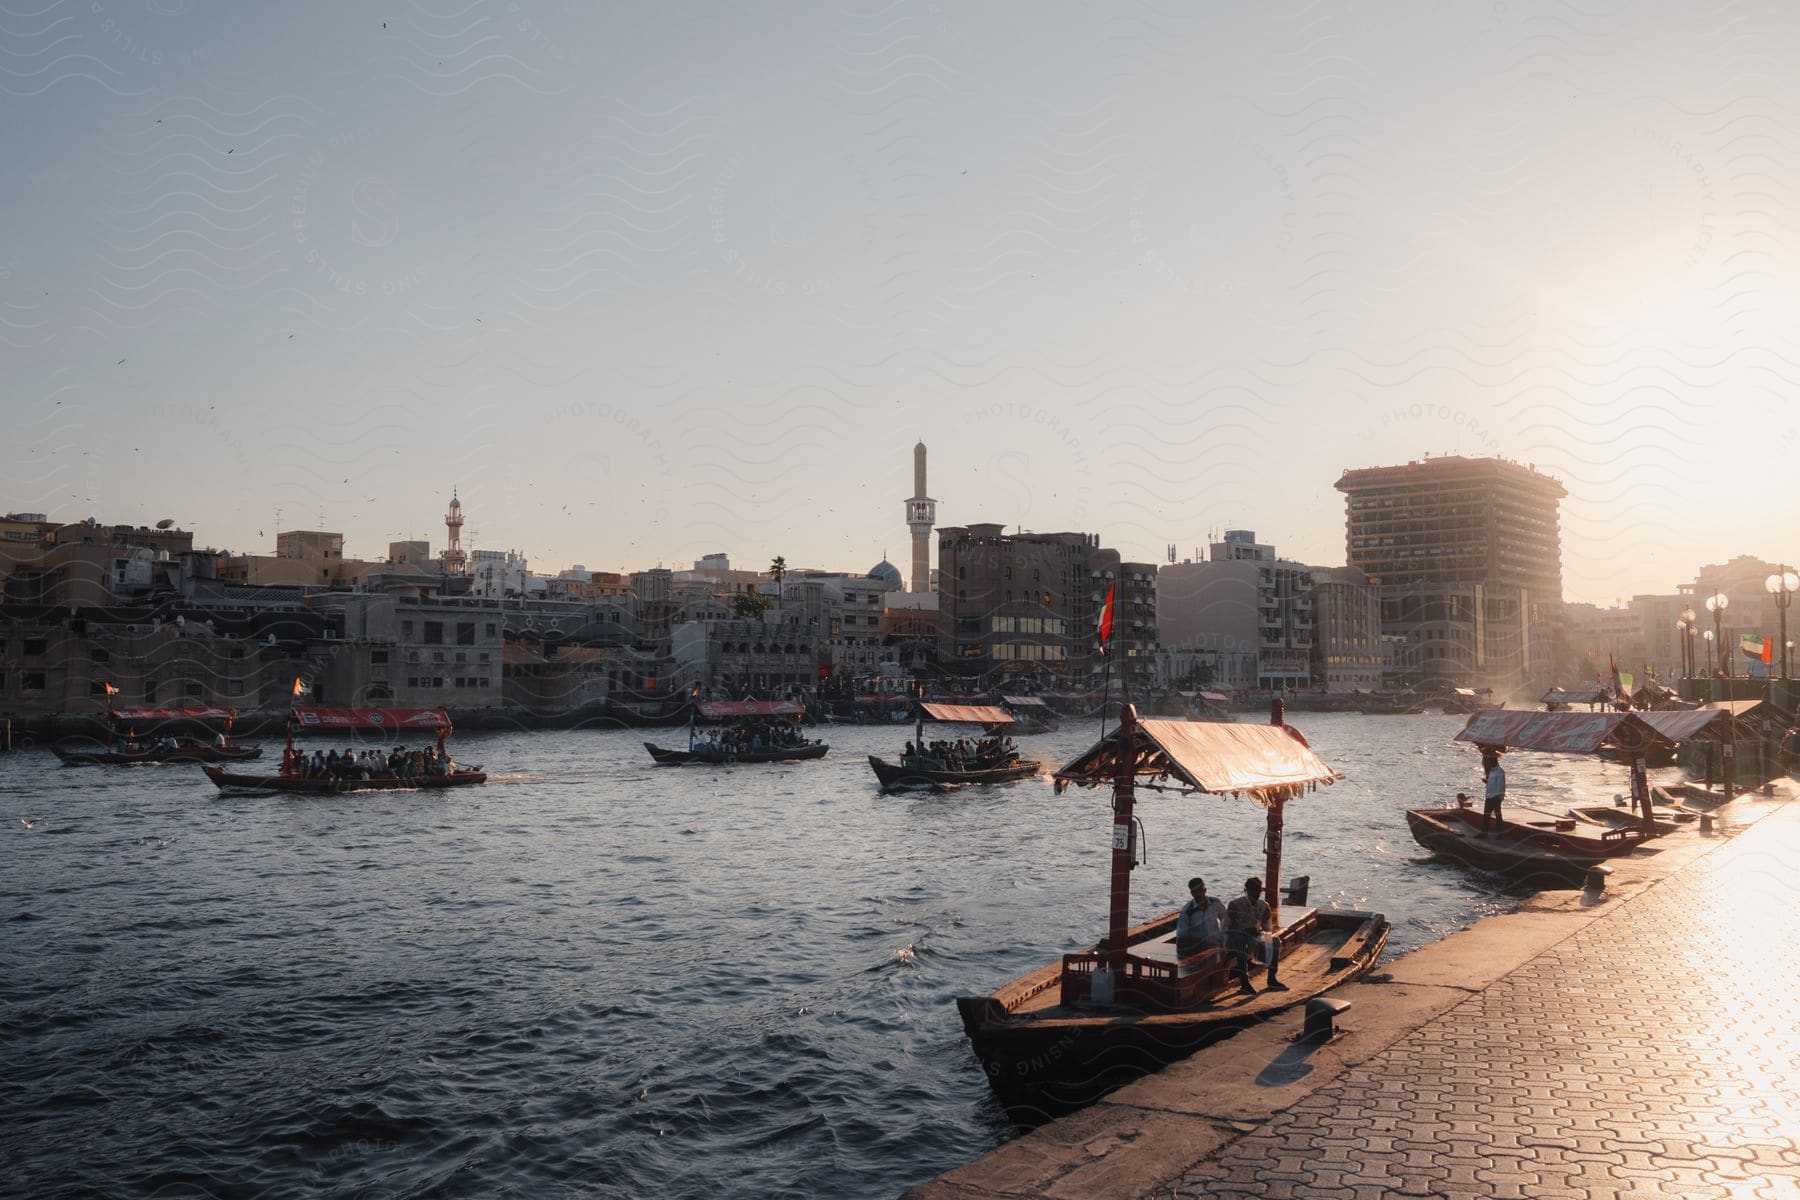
left=1699, top=812, right=1714, bottom=833
left=1283, top=875, right=1310, bottom=905
left=1583, top=864, right=1613, bottom=898
left=1302, top=997, right=1351, bottom=1042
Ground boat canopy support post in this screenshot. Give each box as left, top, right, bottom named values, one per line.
left=1266, top=698, right=1286, bottom=928
left=1105, top=704, right=1138, bottom=969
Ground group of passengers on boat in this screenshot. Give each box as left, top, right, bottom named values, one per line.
left=904, top=736, right=1019, bottom=772
left=692, top=721, right=812, bottom=754
left=282, top=745, right=458, bottom=780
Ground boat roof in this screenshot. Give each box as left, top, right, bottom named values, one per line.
left=1054, top=715, right=1340, bottom=802
left=921, top=702, right=1013, bottom=725
left=292, top=706, right=451, bottom=730
left=1699, top=698, right=1794, bottom=722
left=1000, top=695, right=1049, bottom=707
left=1543, top=688, right=1607, bottom=704
left=1634, top=708, right=1745, bottom=743
left=697, top=700, right=802, bottom=719
left=110, top=706, right=237, bottom=722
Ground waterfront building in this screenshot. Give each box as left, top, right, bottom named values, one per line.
left=1562, top=601, right=1646, bottom=683
left=672, top=615, right=820, bottom=695
left=936, top=524, right=1142, bottom=687
left=1336, top=456, right=1566, bottom=693
left=777, top=568, right=897, bottom=682
left=1156, top=532, right=1312, bottom=692
left=1309, top=565, right=1384, bottom=690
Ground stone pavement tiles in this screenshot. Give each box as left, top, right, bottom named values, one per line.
left=1150, top=803, right=1800, bottom=1199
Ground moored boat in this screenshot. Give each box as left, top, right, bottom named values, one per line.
left=956, top=703, right=1388, bottom=1121
left=998, top=694, right=1058, bottom=735
left=1405, top=804, right=1649, bottom=886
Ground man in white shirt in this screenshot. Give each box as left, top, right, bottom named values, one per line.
left=1175, top=877, right=1226, bottom=959
left=1481, top=753, right=1506, bottom=835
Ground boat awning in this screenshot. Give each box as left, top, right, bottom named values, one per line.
left=697, top=700, right=802, bottom=719
left=921, top=702, right=1013, bottom=724
left=1454, top=710, right=1643, bottom=754
left=1199, top=691, right=1230, bottom=703
left=1549, top=688, right=1608, bottom=704
left=1635, top=708, right=1742, bottom=743
left=292, top=706, right=451, bottom=730
left=1700, top=698, right=1795, bottom=723
left=110, top=706, right=237, bottom=723
left=1055, top=718, right=1339, bottom=803
left=1001, top=695, right=1049, bottom=708
left=1453, top=687, right=1493, bottom=698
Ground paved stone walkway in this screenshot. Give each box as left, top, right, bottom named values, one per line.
left=1149, top=801, right=1800, bottom=1199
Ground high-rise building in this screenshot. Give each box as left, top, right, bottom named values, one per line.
left=1335, top=456, right=1566, bottom=691
left=1155, top=531, right=1313, bottom=691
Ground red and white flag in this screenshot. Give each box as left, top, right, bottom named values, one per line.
left=292, top=677, right=310, bottom=696
left=1097, top=581, right=1116, bottom=646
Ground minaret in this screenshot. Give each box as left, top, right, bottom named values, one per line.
left=905, top=441, right=936, bottom=593
left=443, top=490, right=467, bottom=574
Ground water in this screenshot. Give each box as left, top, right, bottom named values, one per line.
left=0, top=713, right=1677, bottom=1198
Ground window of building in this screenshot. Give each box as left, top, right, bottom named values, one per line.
left=23, top=672, right=46, bottom=690
left=371, top=650, right=389, bottom=664
left=90, top=647, right=110, bottom=663
left=485, top=623, right=497, bottom=637
left=457, top=622, right=475, bottom=645
left=89, top=680, right=108, bottom=695
left=423, top=621, right=443, bottom=644
left=23, top=637, right=47, bottom=656
left=368, top=685, right=393, bottom=700
left=402, top=620, right=414, bottom=638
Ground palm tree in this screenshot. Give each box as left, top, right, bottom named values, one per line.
left=769, top=555, right=787, bottom=605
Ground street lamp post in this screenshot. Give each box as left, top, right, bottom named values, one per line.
left=1675, top=618, right=1690, bottom=680
left=1680, top=607, right=1696, bottom=684
left=1705, top=593, right=1730, bottom=697
left=1702, top=629, right=1715, bottom=678
left=1766, top=567, right=1797, bottom=681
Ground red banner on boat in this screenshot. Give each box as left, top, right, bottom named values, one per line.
left=110, top=706, right=237, bottom=723
left=291, top=706, right=450, bottom=730
left=696, top=700, right=803, bottom=719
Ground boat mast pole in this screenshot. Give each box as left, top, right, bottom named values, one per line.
left=1104, top=703, right=1137, bottom=969
left=1265, top=697, right=1286, bottom=928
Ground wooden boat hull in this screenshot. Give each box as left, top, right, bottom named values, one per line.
left=866, top=754, right=1041, bottom=790
left=956, top=906, right=1389, bottom=1122
left=1406, top=805, right=1651, bottom=886
left=643, top=741, right=829, bottom=766
left=53, top=743, right=262, bottom=767
left=203, top=766, right=486, bottom=793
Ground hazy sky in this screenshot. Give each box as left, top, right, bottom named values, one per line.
left=5, top=1, right=1797, bottom=604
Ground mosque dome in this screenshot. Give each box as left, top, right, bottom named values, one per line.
left=867, top=560, right=903, bottom=589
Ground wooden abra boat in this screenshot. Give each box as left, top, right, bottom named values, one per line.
left=1405, top=804, right=1650, bottom=887
left=204, top=764, right=486, bottom=793
left=53, top=706, right=259, bottom=766
left=647, top=741, right=827, bottom=765
left=1410, top=707, right=1753, bottom=886
left=868, top=699, right=1042, bottom=791
left=642, top=699, right=828, bottom=767
left=204, top=708, right=484, bottom=793
left=55, top=739, right=261, bottom=766
left=957, top=703, right=1389, bottom=1121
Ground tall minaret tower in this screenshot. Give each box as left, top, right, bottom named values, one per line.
left=443, top=490, right=467, bottom=575
left=905, top=441, right=936, bottom=593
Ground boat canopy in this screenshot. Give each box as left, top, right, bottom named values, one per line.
left=292, top=706, right=451, bottom=730
left=1000, top=695, right=1049, bottom=708
left=1699, top=698, right=1795, bottom=723
left=921, top=702, right=1013, bottom=725
left=1054, top=718, right=1340, bottom=803
left=1453, top=687, right=1493, bottom=698
left=1635, top=708, right=1746, bottom=743
left=697, top=700, right=802, bottom=719
left=1453, top=709, right=1684, bottom=754
left=110, top=705, right=237, bottom=723
left=1543, top=688, right=1607, bottom=704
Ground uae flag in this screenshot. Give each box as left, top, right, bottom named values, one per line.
left=1096, top=581, right=1117, bottom=646
left=1740, top=634, right=1773, bottom=664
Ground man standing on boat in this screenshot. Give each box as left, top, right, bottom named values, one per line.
left=1225, top=877, right=1286, bottom=994
left=1175, top=877, right=1226, bottom=959
left=1481, top=753, right=1506, bottom=835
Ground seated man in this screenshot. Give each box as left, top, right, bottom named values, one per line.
left=1174, top=876, right=1226, bottom=960
left=1224, top=876, right=1287, bottom=995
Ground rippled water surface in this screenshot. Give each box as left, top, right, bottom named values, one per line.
left=1, top=714, right=1678, bottom=1198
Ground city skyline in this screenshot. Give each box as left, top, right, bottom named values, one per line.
left=8, top=4, right=1800, bottom=606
